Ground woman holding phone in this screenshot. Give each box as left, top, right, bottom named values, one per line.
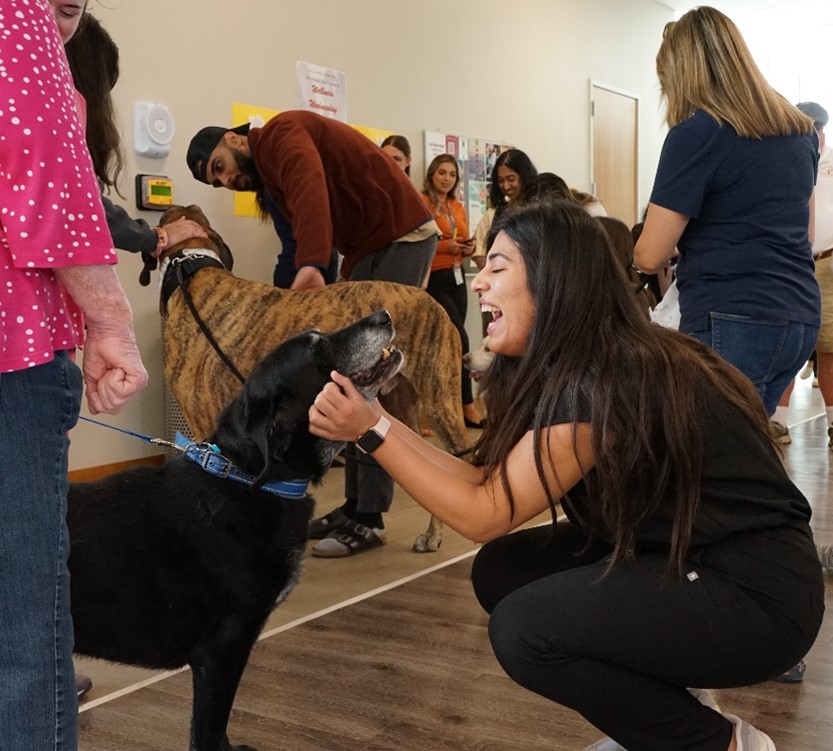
left=421, top=154, right=484, bottom=428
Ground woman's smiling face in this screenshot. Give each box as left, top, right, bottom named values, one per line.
left=472, top=230, right=536, bottom=357
left=49, top=1, right=87, bottom=43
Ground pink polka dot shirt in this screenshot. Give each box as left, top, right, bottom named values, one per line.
left=1, top=0, right=117, bottom=373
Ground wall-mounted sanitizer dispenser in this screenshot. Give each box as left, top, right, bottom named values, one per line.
left=133, top=101, right=175, bottom=158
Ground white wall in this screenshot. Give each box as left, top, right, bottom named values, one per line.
left=69, top=0, right=672, bottom=470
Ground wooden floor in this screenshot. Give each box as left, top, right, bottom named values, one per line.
left=76, top=378, right=832, bottom=750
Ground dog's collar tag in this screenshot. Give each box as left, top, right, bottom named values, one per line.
left=174, top=432, right=309, bottom=499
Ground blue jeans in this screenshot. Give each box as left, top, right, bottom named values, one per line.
left=0, top=352, right=82, bottom=750
left=687, top=314, right=818, bottom=415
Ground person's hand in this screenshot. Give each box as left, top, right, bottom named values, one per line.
left=657, top=263, right=676, bottom=296
left=291, top=265, right=326, bottom=291
left=459, top=238, right=476, bottom=257
left=80, top=325, right=148, bottom=415
left=446, top=239, right=472, bottom=255
left=152, top=217, right=208, bottom=257
left=309, top=371, right=379, bottom=442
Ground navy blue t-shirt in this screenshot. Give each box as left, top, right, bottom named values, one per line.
left=650, top=110, right=820, bottom=333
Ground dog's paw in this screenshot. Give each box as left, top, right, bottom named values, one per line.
left=412, top=532, right=442, bottom=553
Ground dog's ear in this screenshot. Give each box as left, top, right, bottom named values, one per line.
left=138, top=253, right=158, bottom=287
left=185, top=205, right=210, bottom=227
left=218, top=238, right=234, bottom=272
left=247, top=395, right=292, bottom=487
left=206, top=228, right=234, bottom=272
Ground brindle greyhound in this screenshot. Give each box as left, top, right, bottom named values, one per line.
left=140, top=204, right=471, bottom=552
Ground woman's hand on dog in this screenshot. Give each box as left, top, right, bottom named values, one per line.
left=309, top=371, right=380, bottom=442
left=153, top=217, right=208, bottom=257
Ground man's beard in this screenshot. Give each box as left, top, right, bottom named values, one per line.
left=231, top=151, right=263, bottom=192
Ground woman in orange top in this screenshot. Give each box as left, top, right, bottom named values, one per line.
left=421, top=154, right=484, bottom=428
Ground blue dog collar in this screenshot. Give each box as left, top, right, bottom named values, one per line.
left=174, top=432, right=309, bottom=499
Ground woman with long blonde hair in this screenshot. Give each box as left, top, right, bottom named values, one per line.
left=635, top=6, right=820, bottom=419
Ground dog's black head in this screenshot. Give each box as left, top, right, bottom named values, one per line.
left=212, top=310, right=403, bottom=486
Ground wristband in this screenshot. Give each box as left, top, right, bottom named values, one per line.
left=356, top=415, right=391, bottom=455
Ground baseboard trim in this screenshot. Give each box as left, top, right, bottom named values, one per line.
left=68, top=454, right=166, bottom=483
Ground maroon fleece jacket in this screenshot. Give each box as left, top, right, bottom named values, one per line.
left=248, top=111, right=430, bottom=279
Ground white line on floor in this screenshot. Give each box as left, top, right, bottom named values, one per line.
left=79, top=545, right=485, bottom=711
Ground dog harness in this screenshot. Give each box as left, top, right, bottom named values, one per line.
left=175, top=432, right=310, bottom=499
left=158, top=248, right=225, bottom=307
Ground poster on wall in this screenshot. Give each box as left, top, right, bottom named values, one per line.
left=296, top=61, right=348, bottom=122
left=424, top=130, right=447, bottom=163
left=354, top=124, right=394, bottom=145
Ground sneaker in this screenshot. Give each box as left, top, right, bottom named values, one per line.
left=722, top=712, right=775, bottom=750
left=771, top=659, right=806, bottom=683
left=828, top=426, right=833, bottom=450
left=799, top=360, right=814, bottom=379
left=581, top=689, right=721, bottom=750
left=769, top=420, right=791, bottom=445
left=813, top=377, right=819, bottom=387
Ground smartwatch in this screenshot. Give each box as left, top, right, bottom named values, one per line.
left=355, top=415, right=391, bottom=455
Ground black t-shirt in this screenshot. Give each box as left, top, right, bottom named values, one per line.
left=549, top=386, right=812, bottom=548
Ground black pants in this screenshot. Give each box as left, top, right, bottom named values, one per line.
left=426, top=267, right=473, bottom=405
left=471, top=522, right=824, bottom=750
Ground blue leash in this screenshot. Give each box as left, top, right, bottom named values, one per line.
left=78, top=415, right=185, bottom=451
left=76, top=416, right=309, bottom=499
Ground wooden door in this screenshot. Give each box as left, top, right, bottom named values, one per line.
left=591, top=83, right=639, bottom=226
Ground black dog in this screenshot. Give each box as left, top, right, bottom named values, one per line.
left=68, top=311, right=403, bottom=751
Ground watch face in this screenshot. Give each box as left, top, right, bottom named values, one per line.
left=357, top=428, right=385, bottom=454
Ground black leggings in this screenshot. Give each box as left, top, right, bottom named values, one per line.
left=426, top=268, right=473, bottom=405
left=471, top=522, right=824, bottom=750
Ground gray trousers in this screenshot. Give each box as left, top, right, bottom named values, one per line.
left=344, top=233, right=437, bottom=513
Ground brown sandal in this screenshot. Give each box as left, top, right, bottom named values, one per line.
left=311, top=519, right=386, bottom=558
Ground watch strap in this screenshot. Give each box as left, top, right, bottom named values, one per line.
left=356, top=415, right=391, bottom=454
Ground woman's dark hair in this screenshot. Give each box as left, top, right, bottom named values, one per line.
left=422, top=154, right=460, bottom=204
left=65, top=13, right=124, bottom=194
left=488, top=148, right=538, bottom=213
left=535, top=172, right=576, bottom=202
left=381, top=134, right=412, bottom=175
left=597, top=216, right=655, bottom=315
left=473, top=199, right=774, bottom=575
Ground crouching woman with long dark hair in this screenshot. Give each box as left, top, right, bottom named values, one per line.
left=308, top=200, right=823, bottom=751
